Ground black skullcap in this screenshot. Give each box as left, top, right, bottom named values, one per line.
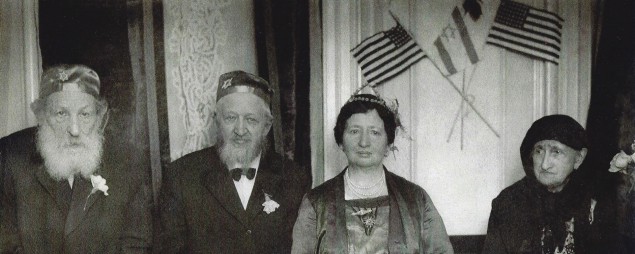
left=216, top=70, right=273, bottom=105
left=520, top=114, right=587, bottom=168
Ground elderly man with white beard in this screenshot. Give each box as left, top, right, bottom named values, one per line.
left=0, top=64, right=152, bottom=253
left=159, top=70, right=310, bottom=253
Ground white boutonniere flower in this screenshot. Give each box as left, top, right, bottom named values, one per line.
left=90, top=175, right=109, bottom=196
left=262, top=192, right=279, bottom=214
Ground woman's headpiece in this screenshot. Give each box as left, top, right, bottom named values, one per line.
left=345, top=84, right=409, bottom=153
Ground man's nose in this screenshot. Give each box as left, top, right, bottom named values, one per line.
left=234, top=117, right=248, bottom=136
left=68, top=115, right=80, bottom=137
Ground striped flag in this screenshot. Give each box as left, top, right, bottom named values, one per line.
left=423, top=1, right=500, bottom=77
left=486, top=0, right=564, bottom=64
left=351, top=23, right=425, bottom=86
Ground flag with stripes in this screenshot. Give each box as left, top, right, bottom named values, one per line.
left=351, top=23, right=425, bottom=86
left=486, top=0, right=563, bottom=64
left=423, top=1, right=500, bottom=77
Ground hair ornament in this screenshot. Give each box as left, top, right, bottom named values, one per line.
left=349, top=83, right=412, bottom=151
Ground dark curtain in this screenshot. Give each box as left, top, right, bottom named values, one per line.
left=253, top=0, right=312, bottom=170
left=586, top=0, right=635, bottom=251
left=587, top=0, right=635, bottom=174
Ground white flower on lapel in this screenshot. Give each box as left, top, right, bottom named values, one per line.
left=262, top=192, right=279, bottom=214
left=90, top=175, right=109, bottom=196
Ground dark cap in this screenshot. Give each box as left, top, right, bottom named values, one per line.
left=520, top=114, right=587, bottom=168
left=39, top=64, right=100, bottom=99
left=216, top=70, right=273, bottom=105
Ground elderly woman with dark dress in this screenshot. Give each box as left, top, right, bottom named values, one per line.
left=291, top=94, right=454, bottom=253
left=483, top=115, right=626, bottom=253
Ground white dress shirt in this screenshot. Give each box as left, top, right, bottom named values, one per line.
left=230, top=154, right=261, bottom=209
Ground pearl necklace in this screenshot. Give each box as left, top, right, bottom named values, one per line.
left=345, top=169, right=385, bottom=198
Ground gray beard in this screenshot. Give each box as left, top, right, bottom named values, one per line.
left=216, top=134, right=268, bottom=167
left=36, top=123, right=104, bottom=181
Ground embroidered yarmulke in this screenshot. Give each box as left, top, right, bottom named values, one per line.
left=39, top=64, right=100, bottom=99
left=216, top=70, right=273, bottom=104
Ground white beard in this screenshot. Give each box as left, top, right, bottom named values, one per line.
left=216, top=134, right=267, bottom=167
left=36, top=123, right=104, bottom=181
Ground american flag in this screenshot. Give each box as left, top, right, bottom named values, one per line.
left=351, top=23, right=425, bottom=85
left=486, top=0, right=564, bottom=64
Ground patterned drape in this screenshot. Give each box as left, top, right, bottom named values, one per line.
left=163, top=0, right=258, bottom=161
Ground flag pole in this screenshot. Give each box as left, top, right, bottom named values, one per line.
left=432, top=63, right=501, bottom=138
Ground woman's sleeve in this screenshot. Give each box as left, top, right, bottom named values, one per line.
left=291, top=195, right=317, bottom=254
left=420, top=191, right=455, bottom=254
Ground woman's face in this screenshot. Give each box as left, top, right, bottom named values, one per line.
left=341, top=109, right=389, bottom=170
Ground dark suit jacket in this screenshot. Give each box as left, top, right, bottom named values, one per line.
left=0, top=127, right=152, bottom=254
left=159, top=146, right=310, bottom=253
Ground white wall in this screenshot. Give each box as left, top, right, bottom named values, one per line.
left=312, top=0, right=593, bottom=235
left=0, top=0, right=40, bottom=138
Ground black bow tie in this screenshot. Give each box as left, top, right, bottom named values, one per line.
left=230, top=168, right=256, bottom=181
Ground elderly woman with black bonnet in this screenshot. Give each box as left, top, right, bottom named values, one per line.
left=291, top=94, right=453, bottom=253
left=483, top=114, right=623, bottom=253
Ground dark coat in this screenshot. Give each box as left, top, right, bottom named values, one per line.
left=291, top=168, right=454, bottom=254
left=158, top=146, right=310, bottom=254
left=0, top=127, right=153, bottom=254
left=482, top=176, right=623, bottom=254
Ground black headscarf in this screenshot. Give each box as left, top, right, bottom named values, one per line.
left=520, top=114, right=588, bottom=177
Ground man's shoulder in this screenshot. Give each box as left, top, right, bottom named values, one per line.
left=0, top=127, right=38, bottom=161
left=163, top=146, right=222, bottom=184
left=0, top=127, right=37, bottom=150
left=169, top=147, right=217, bottom=169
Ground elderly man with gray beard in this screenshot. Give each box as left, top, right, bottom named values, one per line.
left=159, top=70, right=310, bottom=253
left=0, top=64, right=152, bottom=253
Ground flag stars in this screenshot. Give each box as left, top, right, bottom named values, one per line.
left=386, top=25, right=410, bottom=47
left=495, top=1, right=528, bottom=28
left=441, top=24, right=458, bottom=40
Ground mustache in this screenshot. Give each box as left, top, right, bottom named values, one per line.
left=63, top=140, right=86, bottom=148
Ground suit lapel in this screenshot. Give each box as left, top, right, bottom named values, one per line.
left=201, top=150, right=250, bottom=227
left=64, top=177, right=94, bottom=236
left=35, top=166, right=70, bottom=211
left=246, top=163, right=282, bottom=220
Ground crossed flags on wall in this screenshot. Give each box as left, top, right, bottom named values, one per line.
left=351, top=0, right=563, bottom=85
left=350, top=0, right=564, bottom=142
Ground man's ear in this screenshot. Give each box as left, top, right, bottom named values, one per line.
left=264, top=116, right=273, bottom=134
left=30, top=99, right=46, bottom=124
left=574, top=148, right=588, bottom=169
